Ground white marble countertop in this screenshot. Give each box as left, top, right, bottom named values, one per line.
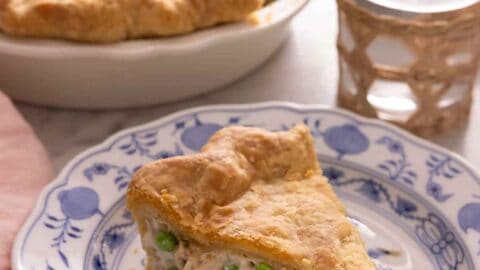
left=15, top=0, right=480, bottom=172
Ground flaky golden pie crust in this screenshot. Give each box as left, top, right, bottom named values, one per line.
left=127, top=125, right=375, bottom=270
left=0, top=0, right=264, bottom=42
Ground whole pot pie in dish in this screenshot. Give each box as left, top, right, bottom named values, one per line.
left=0, top=0, right=308, bottom=109
left=127, top=125, right=375, bottom=270
left=0, top=0, right=266, bottom=42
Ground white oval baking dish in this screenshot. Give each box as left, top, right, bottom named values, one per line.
left=0, top=0, right=309, bottom=109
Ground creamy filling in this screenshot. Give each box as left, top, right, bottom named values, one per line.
left=183, top=250, right=259, bottom=270
left=142, top=219, right=269, bottom=270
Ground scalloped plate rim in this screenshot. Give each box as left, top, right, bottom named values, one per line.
left=12, top=101, right=480, bottom=270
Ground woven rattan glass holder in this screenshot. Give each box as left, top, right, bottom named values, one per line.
left=336, top=0, right=480, bottom=137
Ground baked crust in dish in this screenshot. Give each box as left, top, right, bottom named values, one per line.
left=0, top=0, right=264, bottom=42
left=127, top=125, right=375, bottom=270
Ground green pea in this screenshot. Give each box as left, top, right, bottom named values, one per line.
left=223, top=264, right=239, bottom=270
left=155, top=231, right=178, bottom=252
left=256, top=262, right=272, bottom=270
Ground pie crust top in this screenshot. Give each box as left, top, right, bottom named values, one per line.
left=0, top=0, right=264, bottom=42
left=127, top=125, right=375, bottom=270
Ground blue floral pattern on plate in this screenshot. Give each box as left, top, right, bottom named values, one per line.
left=12, top=103, right=480, bottom=270
left=323, top=166, right=465, bottom=269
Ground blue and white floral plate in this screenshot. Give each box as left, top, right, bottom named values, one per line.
left=13, top=103, right=480, bottom=270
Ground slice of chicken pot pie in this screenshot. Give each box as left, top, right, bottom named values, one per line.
left=126, top=125, right=375, bottom=270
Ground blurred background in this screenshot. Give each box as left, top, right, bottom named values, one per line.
left=12, top=0, right=480, bottom=171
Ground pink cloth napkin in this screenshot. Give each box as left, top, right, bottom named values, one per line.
left=0, top=93, right=53, bottom=270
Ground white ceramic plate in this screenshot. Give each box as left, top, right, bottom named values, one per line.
left=0, top=0, right=308, bottom=109
left=13, top=102, right=480, bottom=270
